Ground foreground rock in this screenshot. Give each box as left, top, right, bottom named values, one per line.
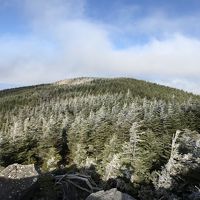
left=0, top=163, right=39, bottom=200
left=86, top=188, right=136, bottom=200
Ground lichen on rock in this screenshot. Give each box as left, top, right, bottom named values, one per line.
left=0, top=163, right=39, bottom=200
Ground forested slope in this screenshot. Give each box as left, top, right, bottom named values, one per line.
left=0, top=77, right=200, bottom=199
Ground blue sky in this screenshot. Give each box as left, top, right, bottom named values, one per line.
left=0, top=0, right=200, bottom=94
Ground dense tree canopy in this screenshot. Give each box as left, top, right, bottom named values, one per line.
left=0, top=77, right=200, bottom=199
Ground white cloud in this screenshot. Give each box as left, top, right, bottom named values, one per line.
left=0, top=0, right=200, bottom=94
left=155, top=79, right=200, bottom=95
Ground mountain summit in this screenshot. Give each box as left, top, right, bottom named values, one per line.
left=54, top=77, right=96, bottom=86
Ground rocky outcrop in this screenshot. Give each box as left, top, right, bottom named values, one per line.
left=54, top=77, right=95, bottom=86
left=86, top=188, right=136, bottom=200
left=0, top=163, right=39, bottom=179
left=0, top=163, right=39, bottom=200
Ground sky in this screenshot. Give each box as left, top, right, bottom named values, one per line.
left=0, top=0, right=200, bottom=94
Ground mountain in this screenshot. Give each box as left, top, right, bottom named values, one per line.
left=0, top=77, right=200, bottom=199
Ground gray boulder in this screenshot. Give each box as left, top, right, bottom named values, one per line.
left=0, top=163, right=39, bottom=200
left=86, top=188, right=136, bottom=200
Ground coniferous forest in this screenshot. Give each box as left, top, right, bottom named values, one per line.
left=0, top=77, right=200, bottom=199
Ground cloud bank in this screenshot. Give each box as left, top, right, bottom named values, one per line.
left=0, top=0, right=200, bottom=94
